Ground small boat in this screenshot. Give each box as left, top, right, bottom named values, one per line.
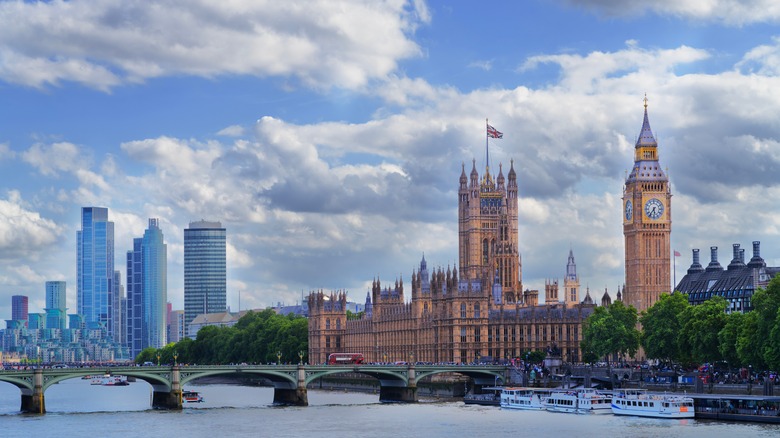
left=611, top=389, right=694, bottom=418
left=101, top=376, right=129, bottom=386
left=544, top=388, right=612, bottom=414
left=183, top=390, right=204, bottom=403
left=464, top=386, right=502, bottom=406
left=500, top=387, right=550, bottom=410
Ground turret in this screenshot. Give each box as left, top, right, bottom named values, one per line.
left=687, top=249, right=704, bottom=274
left=706, top=247, right=723, bottom=272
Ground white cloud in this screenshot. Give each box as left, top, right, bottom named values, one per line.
left=217, top=125, right=246, bottom=137
left=21, top=142, right=87, bottom=177
left=564, top=0, right=780, bottom=25
left=0, top=0, right=429, bottom=91
left=0, top=191, right=61, bottom=259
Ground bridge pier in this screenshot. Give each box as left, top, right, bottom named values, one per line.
left=151, top=366, right=182, bottom=410
left=20, top=368, right=45, bottom=414
left=272, top=365, right=308, bottom=406
left=379, top=385, right=418, bottom=403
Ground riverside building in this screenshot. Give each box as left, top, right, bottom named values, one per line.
left=308, top=101, right=671, bottom=364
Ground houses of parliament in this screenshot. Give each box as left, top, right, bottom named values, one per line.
left=308, top=100, right=672, bottom=364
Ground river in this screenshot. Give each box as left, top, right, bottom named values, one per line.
left=0, top=378, right=777, bottom=437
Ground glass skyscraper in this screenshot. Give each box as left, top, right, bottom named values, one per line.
left=126, top=218, right=167, bottom=358
left=45, top=281, right=67, bottom=330
left=77, top=207, right=117, bottom=339
left=184, top=220, right=226, bottom=331
left=11, top=295, right=28, bottom=326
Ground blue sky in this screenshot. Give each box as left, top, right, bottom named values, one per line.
left=2, top=0, right=780, bottom=318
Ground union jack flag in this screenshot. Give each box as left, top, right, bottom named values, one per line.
left=487, top=124, right=503, bottom=139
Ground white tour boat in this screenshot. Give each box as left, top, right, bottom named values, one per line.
left=611, top=389, right=694, bottom=418
left=500, top=387, right=550, bottom=410
left=544, top=388, right=612, bottom=414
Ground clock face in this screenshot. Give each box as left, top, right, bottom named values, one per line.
left=625, top=200, right=633, bottom=221
left=644, top=198, right=664, bottom=220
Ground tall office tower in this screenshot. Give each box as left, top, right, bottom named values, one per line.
left=126, top=218, right=168, bottom=358
left=45, top=281, right=67, bottom=330
left=184, top=220, right=226, bottom=329
left=77, top=207, right=116, bottom=339
left=623, top=97, right=672, bottom=313
left=11, top=295, right=29, bottom=326
left=114, top=270, right=125, bottom=346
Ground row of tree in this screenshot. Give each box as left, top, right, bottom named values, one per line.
left=136, top=309, right=308, bottom=365
left=582, top=275, right=780, bottom=370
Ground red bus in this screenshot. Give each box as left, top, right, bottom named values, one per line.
left=327, top=353, right=364, bottom=365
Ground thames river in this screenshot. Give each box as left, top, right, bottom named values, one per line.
left=0, top=378, right=778, bottom=438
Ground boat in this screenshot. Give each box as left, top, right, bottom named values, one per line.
left=101, top=376, right=129, bottom=386
left=688, top=393, right=780, bottom=423
left=500, top=387, right=550, bottom=410
left=544, top=388, right=612, bottom=414
left=464, top=386, right=502, bottom=406
left=611, top=389, right=693, bottom=418
left=182, top=390, right=204, bottom=403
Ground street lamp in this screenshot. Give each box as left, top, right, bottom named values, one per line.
left=277, top=351, right=282, bottom=365
left=156, top=352, right=161, bottom=367
left=298, top=351, right=304, bottom=365
left=174, top=351, right=178, bottom=366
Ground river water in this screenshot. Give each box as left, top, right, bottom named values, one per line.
left=1, top=378, right=778, bottom=438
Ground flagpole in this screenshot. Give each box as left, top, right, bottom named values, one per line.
left=485, top=118, right=489, bottom=173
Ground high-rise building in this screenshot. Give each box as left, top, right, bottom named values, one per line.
left=11, top=295, right=28, bottom=326
left=77, top=207, right=117, bottom=338
left=45, top=281, right=67, bottom=330
left=126, top=218, right=168, bottom=358
left=184, top=220, right=226, bottom=330
left=623, top=97, right=672, bottom=313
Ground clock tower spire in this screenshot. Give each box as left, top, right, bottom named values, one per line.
left=623, top=95, right=672, bottom=313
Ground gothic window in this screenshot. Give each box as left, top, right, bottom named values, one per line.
left=482, top=239, right=489, bottom=265
left=460, top=302, right=467, bottom=318
left=326, top=318, right=331, bottom=330
left=336, top=336, right=341, bottom=349
left=474, top=302, right=480, bottom=319
left=336, top=319, right=341, bottom=330
left=511, top=326, right=516, bottom=342
left=474, top=327, right=481, bottom=343
left=504, top=327, right=508, bottom=342
left=424, top=302, right=428, bottom=313
left=460, top=327, right=467, bottom=343
left=326, top=336, right=331, bottom=349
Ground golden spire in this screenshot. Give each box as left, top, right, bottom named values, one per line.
left=643, top=93, right=648, bottom=110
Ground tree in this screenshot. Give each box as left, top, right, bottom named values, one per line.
left=718, top=311, right=745, bottom=368
left=677, top=296, right=727, bottom=364
left=581, top=301, right=640, bottom=361
left=640, top=292, right=689, bottom=363
left=753, top=276, right=780, bottom=369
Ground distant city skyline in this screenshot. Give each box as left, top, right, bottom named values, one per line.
left=2, top=1, right=780, bottom=319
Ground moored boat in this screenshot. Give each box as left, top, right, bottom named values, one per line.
left=611, top=389, right=693, bottom=418
left=500, top=387, right=550, bottom=410
left=544, top=388, right=612, bottom=414
left=689, top=394, right=780, bottom=423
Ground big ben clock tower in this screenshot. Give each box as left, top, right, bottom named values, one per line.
left=623, top=96, right=672, bottom=313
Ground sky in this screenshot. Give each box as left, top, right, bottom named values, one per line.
left=2, top=0, right=780, bottom=319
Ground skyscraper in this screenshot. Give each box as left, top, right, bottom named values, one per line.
left=45, top=281, right=67, bottom=330
left=126, top=218, right=168, bottom=358
left=184, top=220, right=226, bottom=330
left=11, top=295, right=28, bottom=326
left=77, top=207, right=117, bottom=339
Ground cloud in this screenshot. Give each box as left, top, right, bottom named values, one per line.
left=0, top=191, right=61, bottom=260
left=21, top=142, right=87, bottom=177
left=562, top=0, right=780, bottom=25
left=217, top=125, right=246, bottom=137
left=0, top=0, right=429, bottom=91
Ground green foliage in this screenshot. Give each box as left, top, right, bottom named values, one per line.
left=346, top=310, right=365, bottom=320
left=521, top=350, right=548, bottom=363
left=640, top=292, right=689, bottom=363
left=159, top=310, right=308, bottom=365
left=581, top=301, right=640, bottom=361
left=677, top=295, right=727, bottom=364
left=718, top=311, right=745, bottom=368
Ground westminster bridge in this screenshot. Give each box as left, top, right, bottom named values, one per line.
left=0, top=363, right=507, bottom=413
